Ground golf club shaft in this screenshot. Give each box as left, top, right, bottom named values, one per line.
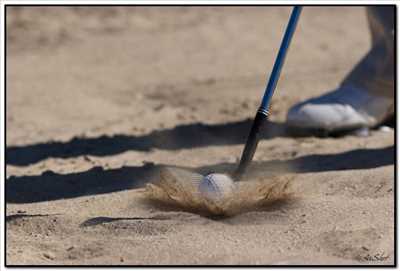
left=234, top=6, right=302, bottom=181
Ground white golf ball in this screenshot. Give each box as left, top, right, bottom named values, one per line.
left=198, top=173, right=234, bottom=201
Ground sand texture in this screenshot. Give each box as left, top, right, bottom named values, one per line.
left=6, top=7, right=394, bottom=265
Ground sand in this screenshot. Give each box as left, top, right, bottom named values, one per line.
left=6, top=6, right=394, bottom=265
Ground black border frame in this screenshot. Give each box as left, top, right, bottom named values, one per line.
left=3, top=4, right=397, bottom=268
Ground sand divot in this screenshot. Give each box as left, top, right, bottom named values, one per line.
left=145, top=167, right=293, bottom=216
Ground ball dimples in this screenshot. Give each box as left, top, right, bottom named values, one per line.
left=199, top=173, right=234, bottom=201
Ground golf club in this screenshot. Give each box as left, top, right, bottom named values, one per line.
left=234, top=6, right=302, bottom=181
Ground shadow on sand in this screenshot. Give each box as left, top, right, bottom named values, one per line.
left=6, top=146, right=394, bottom=204
left=6, top=119, right=287, bottom=166
left=6, top=115, right=395, bottom=167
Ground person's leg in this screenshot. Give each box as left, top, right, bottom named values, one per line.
left=287, top=6, right=394, bottom=132
left=342, top=6, right=394, bottom=98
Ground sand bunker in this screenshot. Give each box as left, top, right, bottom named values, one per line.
left=145, top=167, right=293, bottom=216
left=6, top=7, right=394, bottom=265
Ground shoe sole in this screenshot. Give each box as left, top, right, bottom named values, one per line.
left=286, top=114, right=395, bottom=138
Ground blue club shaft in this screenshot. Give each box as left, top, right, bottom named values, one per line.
left=259, top=6, right=302, bottom=112
left=234, top=6, right=302, bottom=181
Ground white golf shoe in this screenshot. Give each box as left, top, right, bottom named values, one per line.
left=286, top=85, right=394, bottom=132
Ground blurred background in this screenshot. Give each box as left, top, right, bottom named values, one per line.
left=6, top=6, right=369, bottom=146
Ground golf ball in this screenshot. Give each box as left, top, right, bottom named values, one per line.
left=199, top=173, right=234, bottom=201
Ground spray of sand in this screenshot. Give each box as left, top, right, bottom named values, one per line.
left=145, top=167, right=293, bottom=216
